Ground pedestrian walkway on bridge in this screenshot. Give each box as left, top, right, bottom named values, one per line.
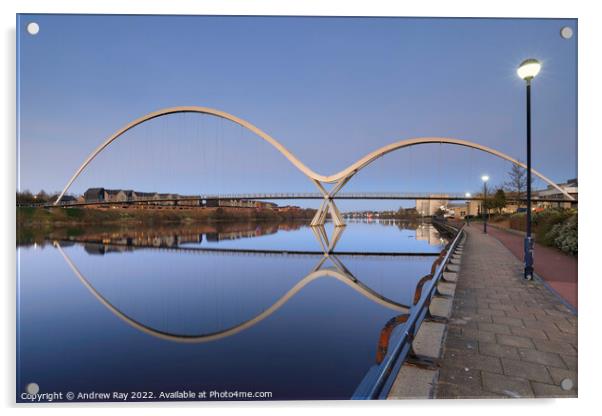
left=435, top=226, right=577, bottom=398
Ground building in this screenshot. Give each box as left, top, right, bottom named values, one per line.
left=155, top=193, right=176, bottom=206
left=535, top=178, right=578, bottom=209
left=415, top=195, right=449, bottom=217
left=83, top=188, right=161, bottom=204
left=133, top=191, right=158, bottom=201
left=105, top=189, right=128, bottom=202
left=84, top=188, right=106, bottom=202
left=446, top=202, right=469, bottom=219
left=122, top=190, right=135, bottom=201
left=81, top=187, right=281, bottom=210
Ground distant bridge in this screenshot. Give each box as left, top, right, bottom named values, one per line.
left=35, top=191, right=576, bottom=208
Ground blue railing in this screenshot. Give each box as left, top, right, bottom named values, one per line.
left=351, top=221, right=464, bottom=399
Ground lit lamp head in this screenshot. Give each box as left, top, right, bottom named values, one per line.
left=465, top=192, right=471, bottom=198
left=481, top=175, right=489, bottom=183
left=517, top=58, right=541, bottom=83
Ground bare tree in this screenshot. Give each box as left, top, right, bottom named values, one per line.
left=504, top=163, right=531, bottom=207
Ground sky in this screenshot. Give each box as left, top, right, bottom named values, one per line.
left=17, top=15, right=577, bottom=210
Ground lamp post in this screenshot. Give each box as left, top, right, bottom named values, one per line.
left=481, top=175, right=489, bottom=233
left=517, top=58, right=541, bottom=280
left=465, top=192, right=471, bottom=226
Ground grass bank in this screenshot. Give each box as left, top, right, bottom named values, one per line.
left=18, top=206, right=315, bottom=225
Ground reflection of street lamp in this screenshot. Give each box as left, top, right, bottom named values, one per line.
left=465, top=192, right=471, bottom=225
left=481, top=176, right=489, bottom=233
left=517, top=58, right=541, bottom=280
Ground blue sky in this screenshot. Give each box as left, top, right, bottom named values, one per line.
left=17, top=15, right=577, bottom=210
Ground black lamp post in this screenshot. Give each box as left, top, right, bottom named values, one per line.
left=517, top=58, right=541, bottom=280
left=465, top=192, right=471, bottom=226
left=481, top=175, right=489, bottom=233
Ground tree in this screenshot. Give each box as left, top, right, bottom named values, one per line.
left=492, top=189, right=507, bottom=214
left=504, top=163, right=532, bottom=207
left=35, top=190, right=49, bottom=203
left=16, top=190, right=35, bottom=204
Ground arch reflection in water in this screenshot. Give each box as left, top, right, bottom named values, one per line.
left=53, top=227, right=424, bottom=344
left=19, top=220, right=445, bottom=399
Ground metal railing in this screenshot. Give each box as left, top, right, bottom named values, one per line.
left=16, top=191, right=577, bottom=208
left=351, top=220, right=465, bottom=399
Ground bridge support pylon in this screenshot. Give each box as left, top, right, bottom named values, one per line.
left=310, top=174, right=354, bottom=227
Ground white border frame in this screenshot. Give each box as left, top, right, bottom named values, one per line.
left=3, top=1, right=600, bottom=415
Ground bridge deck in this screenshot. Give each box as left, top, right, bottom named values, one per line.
left=18, top=192, right=577, bottom=208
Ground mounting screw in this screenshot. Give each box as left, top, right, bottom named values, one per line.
left=26, top=22, right=40, bottom=35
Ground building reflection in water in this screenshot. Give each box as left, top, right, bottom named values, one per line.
left=415, top=223, right=444, bottom=246
left=68, top=222, right=303, bottom=254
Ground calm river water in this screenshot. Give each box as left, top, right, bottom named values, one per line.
left=17, top=220, right=445, bottom=401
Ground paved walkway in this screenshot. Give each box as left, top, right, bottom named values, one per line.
left=435, top=226, right=577, bottom=399
left=486, top=225, right=577, bottom=308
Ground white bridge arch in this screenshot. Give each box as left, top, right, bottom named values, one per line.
left=55, top=106, right=574, bottom=226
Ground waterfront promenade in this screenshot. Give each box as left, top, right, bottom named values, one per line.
left=435, top=226, right=577, bottom=398
left=486, top=225, right=577, bottom=308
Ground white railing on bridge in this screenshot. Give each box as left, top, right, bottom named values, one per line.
left=21, top=191, right=577, bottom=208
left=199, top=192, right=474, bottom=199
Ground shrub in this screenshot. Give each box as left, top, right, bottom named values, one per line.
left=532, top=208, right=574, bottom=246
left=509, top=212, right=526, bottom=231
left=552, top=214, right=578, bottom=255
left=507, top=208, right=577, bottom=255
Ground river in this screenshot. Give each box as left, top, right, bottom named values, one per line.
left=17, top=220, right=445, bottom=401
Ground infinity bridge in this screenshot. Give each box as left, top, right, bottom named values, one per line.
left=44, top=191, right=575, bottom=208
left=53, top=106, right=575, bottom=226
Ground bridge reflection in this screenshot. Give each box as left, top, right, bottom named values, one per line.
left=53, top=231, right=421, bottom=344
left=50, top=220, right=457, bottom=400
left=53, top=223, right=446, bottom=341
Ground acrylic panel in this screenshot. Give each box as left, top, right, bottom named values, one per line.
left=16, top=14, right=577, bottom=402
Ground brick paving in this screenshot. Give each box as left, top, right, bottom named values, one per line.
left=487, top=225, right=577, bottom=308
left=435, top=226, right=577, bottom=399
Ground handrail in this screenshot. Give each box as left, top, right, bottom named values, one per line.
left=351, top=220, right=465, bottom=399
left=32, top=192, right=578, bottom=208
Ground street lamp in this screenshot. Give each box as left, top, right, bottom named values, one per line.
left=465, top=192, right=471, bottom=226
left=481, top=175, right=489, bottom=233
left=517, top=58, right=541, bottom=280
